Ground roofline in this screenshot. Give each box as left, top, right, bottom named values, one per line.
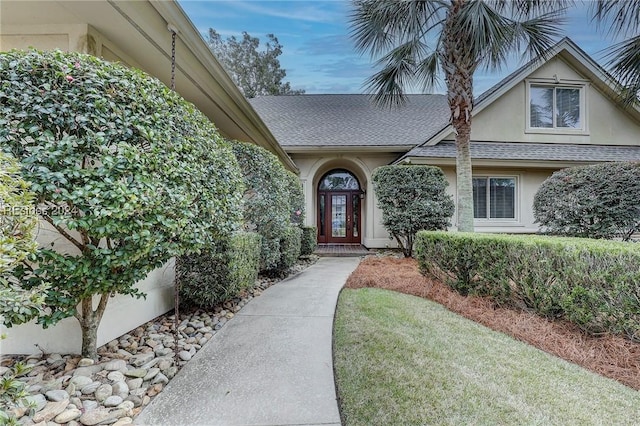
left=396, top=156, right=611, bottom=169
left=149, top=1, right=298, bottom=173
left=284, top=145, right=416, bottom=154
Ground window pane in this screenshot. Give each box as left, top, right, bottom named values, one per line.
left=530, top=86, right=553, bottom=128
left=319, top=170, right=360, bottom=190
left=555, top=88, right=581, bottom=128
left=489, top=178, right=515, bottom=219
left=352, top=194, right=359, bottom=238
left=319, top=194, right=325, bottom=236
left=473, top=178, right=487, bottom=219
left=331, top=195, right=347, bottom=237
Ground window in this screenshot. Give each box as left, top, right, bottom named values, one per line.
left=529, top=84, right=583, bottom=130
left=473, top=177, right=516, bottom=220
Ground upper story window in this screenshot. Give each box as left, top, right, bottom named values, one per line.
left=527, top=82, right=586, bottom=132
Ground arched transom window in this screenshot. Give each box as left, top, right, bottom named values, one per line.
left=318, top=169, right=360, bottom=191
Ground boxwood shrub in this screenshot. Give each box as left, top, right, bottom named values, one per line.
left=300, top=226, right=318, bottom=256
left=416, top=231, right=640, bottom=338
left=534, top=162, right=640, bottom=241
left=177, top=232, right=261, bottom=309
left=230, top=141, right=290, bottom=272
left=275, top=226, right=303, bottom=275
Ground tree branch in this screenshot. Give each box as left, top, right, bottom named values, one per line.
left=41, top=214, right=85, bottom=252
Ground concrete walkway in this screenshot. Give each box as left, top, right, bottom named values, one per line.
left=134, top=257, right=361, bottom=426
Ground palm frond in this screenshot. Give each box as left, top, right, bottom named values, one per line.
left=489, top=0, right=574, bottom=19
left=512, top=9, right=567, bottom=61
left=604, top=35, right=640, bottom=106
left=591, top=0, right=640, bottom=37
left=416, top=52, right=441, bottom=93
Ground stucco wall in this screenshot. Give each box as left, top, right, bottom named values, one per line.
left=291, top=152, right=402, bottom=249
left=1, top=260, right=175, bottom=355
left=438, top=165, right=554, bottom=232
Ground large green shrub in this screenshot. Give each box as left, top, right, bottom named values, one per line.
left=285, top=170, right=305, bottom=227
left=0, top=152, right=47, bottom=329
left=230, top=140, right=290, bottom=271
left=534, top=162, right=640, bottom=241
left=0, top=49, right=243, bottom=358
left=300, top=226, right=318, bottom=256
left=416, top=231, right=640, bottom=338
left=178, top=232, right=261, bottom=309
left=373, top=165, right=454, bottom=257
left=276, top=226, right=302, bottom=274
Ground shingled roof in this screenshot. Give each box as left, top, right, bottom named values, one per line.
left=405, top=142, right=640, bottom=162
left=249, top=94, right=449, bottom=148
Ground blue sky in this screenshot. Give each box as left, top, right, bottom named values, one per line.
left=178, top=1, right=621, bottom=96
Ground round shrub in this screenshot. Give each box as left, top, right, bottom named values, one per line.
left=0, top=49, right=244, bottom=358
left=373, top=165, right=455, bottom=257
left=533, top=162, right=640, bottom=240
left=230, top=140, right=290, bottom=271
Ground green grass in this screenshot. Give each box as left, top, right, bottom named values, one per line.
left=334, top=288, right=640, bottom=426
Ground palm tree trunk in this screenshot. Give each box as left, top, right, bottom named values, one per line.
left=444, top=0, right=475, bottom=232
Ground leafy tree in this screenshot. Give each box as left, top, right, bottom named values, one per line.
left=350, top=0, right=569, bottom=232
left=533, top=162, right=640, bottom=241
left=0, top=152, right=47, bottom=330
left=592, top=0, right=640, bottom=106
left=0, top=50, right=243, bottom=359
left=208, top=29, right=305, bottom=98
left=372, top=165, right=454, bottom=257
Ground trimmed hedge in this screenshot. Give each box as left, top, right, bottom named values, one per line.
left=276, top=226, right=303, bottom=274
left=534, top=162, right=640, bottom=241
left=416, top=231, right=640, bottom=338
left=300, top=226, right=318, bottom=256
left=285, top=170, right=305, bottom=227
left=177, top=232, right=261, bottom=309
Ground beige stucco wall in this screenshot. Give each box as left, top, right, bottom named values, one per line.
left=0, top=24, right=176, bottom=355
left=292, top=152, right=403, bottom=248
left=468, top=57, right=640, bottom=145
left=1, top=260, right=175, bottom=355
left=435, top=165, right=554, bottom=232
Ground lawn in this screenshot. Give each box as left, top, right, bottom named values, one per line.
left=334, top=288, right=640, bottom=426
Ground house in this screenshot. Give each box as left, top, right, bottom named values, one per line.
left=0, top=0, right=295, bottom=354
left=249, top=38, right=640, bottom=247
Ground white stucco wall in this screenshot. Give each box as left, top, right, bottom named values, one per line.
left=1, top=259, right=175, bottom=355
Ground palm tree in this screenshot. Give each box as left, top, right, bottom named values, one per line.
left=592, top=0, right=640, bottom=106
left=350, top=0, right=570, bottom=232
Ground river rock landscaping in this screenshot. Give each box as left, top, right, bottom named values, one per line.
left=1, top=257, right=317, bottom=426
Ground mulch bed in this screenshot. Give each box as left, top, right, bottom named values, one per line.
left=345, top=256, right=640, bottom=390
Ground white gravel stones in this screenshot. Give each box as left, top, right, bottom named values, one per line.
left=1, top=257, right=317, bottom=426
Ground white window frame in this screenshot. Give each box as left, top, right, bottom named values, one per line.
left=525, top=79, right=588, bottom=135
left=472, top=175, right=519, bottom=222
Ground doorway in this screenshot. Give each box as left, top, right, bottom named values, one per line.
left=317, top=169, right=362, bottom=244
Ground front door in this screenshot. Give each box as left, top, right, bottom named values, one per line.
left=317, top=170, right=362, bottom=244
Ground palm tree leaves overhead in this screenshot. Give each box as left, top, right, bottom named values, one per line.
left=350, top=0, right=570, bottom=107
left=591, top=0, right=640, bottom=106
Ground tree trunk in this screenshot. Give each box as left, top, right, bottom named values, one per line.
left=443, top=0, right=475, bottom=232
left=76, top=293, right=110, bottom=360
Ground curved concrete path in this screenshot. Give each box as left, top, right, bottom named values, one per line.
left=134, top=257, right=360, bottom=426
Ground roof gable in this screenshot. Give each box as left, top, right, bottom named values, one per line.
left=422, top=37, right=640, bottom=147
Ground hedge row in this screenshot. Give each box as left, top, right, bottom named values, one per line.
left=416, top=231, right=640, bottom=339
left=300, top=226, right=317, bottom=256
left=177, top=232, right=262, bottom=309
